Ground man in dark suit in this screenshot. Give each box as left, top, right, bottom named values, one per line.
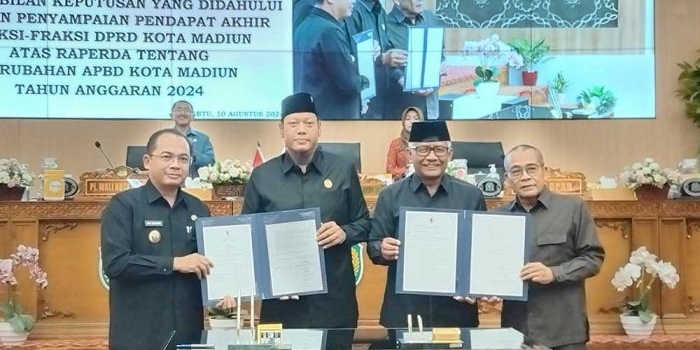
left=242, top=93, right=370, bottom=332
left=343, top=0, right=408, bottom=119
left=368, top=121, right=485, bottom=331
left=294, top=0, right=370, bottom=119
left=385, top=0, right=447, bottom=120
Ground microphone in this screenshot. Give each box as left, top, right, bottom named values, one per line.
left=94, top=141, right=116, bottom=169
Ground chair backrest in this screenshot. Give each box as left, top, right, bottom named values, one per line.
left=450, top=141, right=505, bottom=178
left=126, top=146, right=147, bottom=171
left=318, top=142, right=362, bottom=173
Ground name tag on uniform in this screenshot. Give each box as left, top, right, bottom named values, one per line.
left=144, top=220, right=164, bottom=227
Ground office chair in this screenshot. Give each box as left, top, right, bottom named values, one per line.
left=450, top=141, right=505, bottom=179
left=318, top=142, right=362, bottom=173
left=126, top=146, right=147, bottom=171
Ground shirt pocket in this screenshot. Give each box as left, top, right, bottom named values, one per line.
left=535, top=228, right=571, bottom=265
left=537, top=232, right=567, bottom=245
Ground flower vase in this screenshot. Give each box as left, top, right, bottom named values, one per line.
left=212, top=183, right=245, bottom=200
left=0, top=184, right=25, bottom=201
left=0, top=322, right=29, bottom=346
left=620, top=314, right=657, bottom=339
left=634, top=184, right=670, bottom=200
left=476, top=81, right=500, bottom=97
left=208, top=317, right=238, bottom=330
left=522, top=71, right=538, bottom=86
left=556, top=93, right=567, bottom=104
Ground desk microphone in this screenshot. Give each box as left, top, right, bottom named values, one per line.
left=94, top=141, right=116, bottom=169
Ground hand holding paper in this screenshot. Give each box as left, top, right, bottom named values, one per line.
left=382, top=49, right=408, bottom=68
left=521, top=262, right=554, bottom=284
left=380, top=237, right=401, bottom=261
left=316, top=221, right=346, bottom=249
left=373, top=40, right=381, bottom=61
left=174, top=253, right=213, bottom=279
left=452, top=296, right=476, bottom=304
left=216, top=295, right=237, bottom=310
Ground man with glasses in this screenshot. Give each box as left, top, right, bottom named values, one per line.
left=368, top=121, right=486, bottom=330
left=499, top=144, right=605, bottom=350
left=101, top=129, right=233, bottom=350
left=170, top=100, right=215, bottom=178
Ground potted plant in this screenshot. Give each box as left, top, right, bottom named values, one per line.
left=197, top=159, right=252, bottom=199
left=0, top=245, right=48, bottom=345
left=618, top=158, right=682, bottom=199
left=676, top=49, right=700, bottom=146
left=551, top=71, right=571, bottom=102
left=576, top=86, right=617, bottom=117
left=508, top=37, right=550, bottom=86
left=462, top=34, right=524, bottom=96
left=0, top=159, right=34, bottom=201
left=611, top=246, right=679, bottom=338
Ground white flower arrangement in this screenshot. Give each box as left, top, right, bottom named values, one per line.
left=0, top=245, right=48, bottom=332
left=0, top=158, right=34, bottom=188
left=197, top=159, right=252, bottom=185
left=619, top=158, right=681, bottom=189
left=462, top=34, right=524, bottom=84
left=611, top=246, right=680, bottom=323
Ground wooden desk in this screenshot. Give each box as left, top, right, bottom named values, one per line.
left=2, top=198, right=700, bottom=339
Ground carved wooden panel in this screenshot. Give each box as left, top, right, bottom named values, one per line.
left=4, top=198, right=700, bottom=337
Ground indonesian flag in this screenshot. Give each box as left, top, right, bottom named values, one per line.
left=252, top=142, right=265, bottom=168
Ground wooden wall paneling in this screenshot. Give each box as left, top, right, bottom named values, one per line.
left=658, top=218, right=687, bottom=319
left=8, top=199, right=700, bottom=338
left=10, top=219, right=40, bottom=320
left=355, top=243, right=388, bottom=339
left=0, top=220, right=10, bottom=258
left=590, top=219, right=633, bottom=333
left=631, top=216, right=663, bottom=335
left=670, top=218, right=700, bottom=330
left=38, top=220, right=107, bottom=323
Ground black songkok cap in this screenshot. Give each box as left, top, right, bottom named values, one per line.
left=408, top=121, right=451, bottom=142
left=281, top=92, right=317, bottom=120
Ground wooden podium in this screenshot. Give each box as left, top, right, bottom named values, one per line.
left=2, top=198, right=700, bottom=339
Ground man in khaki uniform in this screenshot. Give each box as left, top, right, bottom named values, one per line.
left=498, top=144, right=605, bottom=350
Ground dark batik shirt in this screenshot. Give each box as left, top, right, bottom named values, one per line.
left=101, top=181, right=211, bottom=350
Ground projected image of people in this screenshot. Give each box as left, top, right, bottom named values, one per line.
left=289, top=0, right=655, bottom=121
left=0, top=1, right=656, bottom=121
left=293, top=0, right=371, bottom=119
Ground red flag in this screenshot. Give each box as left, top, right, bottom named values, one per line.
left=252, top=142, right=265, bottom=168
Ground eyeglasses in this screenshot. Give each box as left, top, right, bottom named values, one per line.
left=150, top=153, right=191, bottom=165
left=507, top=164, right=542, bottom=179
left=412, top=146, right=450, bottom=157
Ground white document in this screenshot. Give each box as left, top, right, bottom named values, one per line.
left=353, top=30, right=376, bottom=101
left=469, top=214, right=527, bottom=297
left=265, top=219, right=323, bottom=296
left=402, top=210, right=459, bottom=294
left=404, top=27, right=444, bottom=91
left=202, top=224, right=256, bottom=301
left=469, top=328, right=524, bottom=349
left=281, top=329, right=325, bottom=350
